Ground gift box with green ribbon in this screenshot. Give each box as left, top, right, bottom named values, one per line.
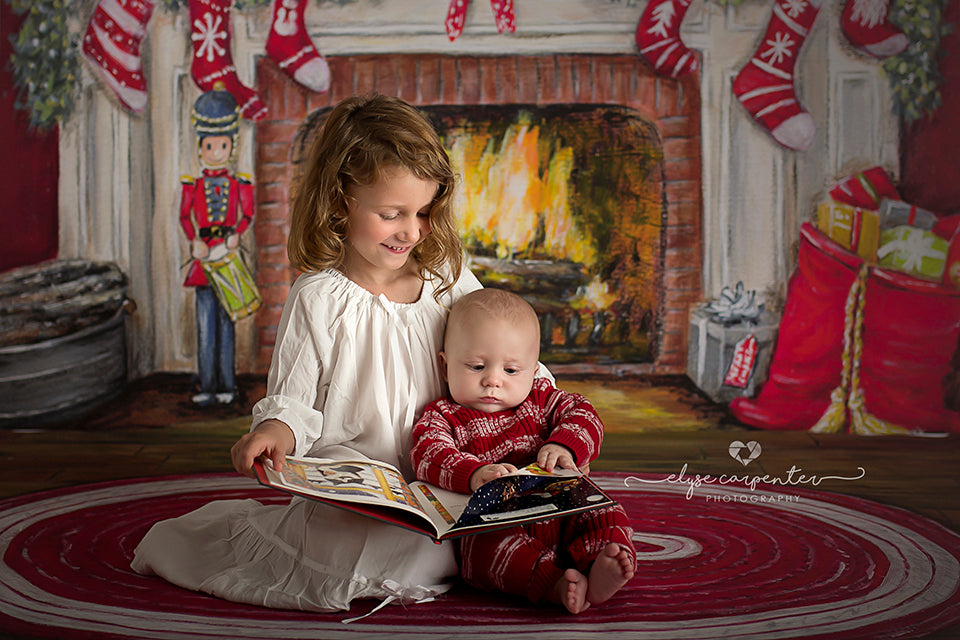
left=877, top=225, right=948, bottom=280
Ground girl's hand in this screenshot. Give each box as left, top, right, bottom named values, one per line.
left=469, top=463, right=518, bottom=493
left=231, top=419, right=296, bottom=478
left=537, top=443, right=577, bottom=473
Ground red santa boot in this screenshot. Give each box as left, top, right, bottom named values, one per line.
left=82, top=0, right=156, bottom=114
left=189, top=0, right=267, bottom=121
left=265, top=0, right=331, bottom=93
left=635, top=0, right=699, bottom=78
left=850, top=268, right=960, bottom=434
left=840, top=0, right=908, bottom=58
left=730, top=223, right=864, bottom=430
left=732, top=0, right=821, bottom=151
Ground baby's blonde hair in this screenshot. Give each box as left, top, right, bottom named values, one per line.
left=446, top=288, right=541, bottom=348
left=287, top=95, right=463, bottom=300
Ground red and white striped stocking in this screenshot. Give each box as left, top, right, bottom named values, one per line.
left=189, top=0, right=267, bottom=121
left=265, top=0, right=331, bottom=93
left=635, top=0, right=698, bottom=78
left=445, top=0, right=516, bottom=41
left=840, top=0, right=908, bottom=58
left=732, top=0, right=821, bottom=151
left=82, top=0, right=156, bottom=114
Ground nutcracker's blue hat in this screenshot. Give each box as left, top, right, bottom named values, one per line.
left=191, top=82, right=240, bottom=139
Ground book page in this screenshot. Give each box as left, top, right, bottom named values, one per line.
left=264, top=457, right=427, bottom=514
left=448, top=473, right=613, bottom=536
left=409, top=482, right=471, bottom=536
left=505, top=462, right=582, bottom=478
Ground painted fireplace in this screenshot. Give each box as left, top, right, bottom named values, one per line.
left=253, top=53, right=703, bottom=375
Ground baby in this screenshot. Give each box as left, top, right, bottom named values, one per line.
left=410, top=288, right=636, bottom=613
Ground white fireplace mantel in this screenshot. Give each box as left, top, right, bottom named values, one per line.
left=58, top=0, right=898, bottom=377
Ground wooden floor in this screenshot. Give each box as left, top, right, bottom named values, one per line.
left=1, top=373, right=959, bottom=639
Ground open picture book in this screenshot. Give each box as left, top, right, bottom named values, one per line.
left=253, top=456, right=616, bottom=542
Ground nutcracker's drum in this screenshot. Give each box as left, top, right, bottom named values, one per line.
left=200, top=245, right=262, bottom=322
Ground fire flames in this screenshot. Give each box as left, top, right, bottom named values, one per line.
left=448, top=116, right=597, bottom=268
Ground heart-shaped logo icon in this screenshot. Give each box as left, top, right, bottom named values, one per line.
left=729, top=440, right=762, bottom=466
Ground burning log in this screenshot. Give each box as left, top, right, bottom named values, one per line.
left=467, top=255, right=587, bottom=299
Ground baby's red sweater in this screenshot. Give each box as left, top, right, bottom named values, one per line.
left=410, top=377, right=604, bottom=494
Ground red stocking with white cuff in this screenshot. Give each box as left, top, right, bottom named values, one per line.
left=732, top=0, right=821, bottom=151
left=635, top=0, right=698, bottom=78
left=82, top=0, right=156, bottom=114
left=841, top=0, right=908, bottom=58
left=189, top=0, right=267, bottom=121
left=266, top=0, right=331, bottom=93
left=445, top=0, right=516, bottom=41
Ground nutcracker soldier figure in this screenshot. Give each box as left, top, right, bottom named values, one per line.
left=179, top=83, right=258, bottom=406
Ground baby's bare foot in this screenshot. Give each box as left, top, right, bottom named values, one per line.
left=586, top=543, right=635, bottom=605
left=553, top=568, right=591, bottom=614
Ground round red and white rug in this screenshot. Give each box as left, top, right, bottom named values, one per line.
left=0, top=472, right=958, bottom=639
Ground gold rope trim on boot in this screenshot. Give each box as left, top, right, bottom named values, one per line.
left=848, top=267, right=910, bottom=436
left=810, top=264, right=867, bottom=434
left=847, top=390, right=909, bottom=435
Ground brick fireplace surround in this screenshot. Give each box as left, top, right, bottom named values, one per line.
left=252, top=53, right=703, bottom=375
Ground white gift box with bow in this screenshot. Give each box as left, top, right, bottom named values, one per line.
left=687, top=283, right=779, bottom=404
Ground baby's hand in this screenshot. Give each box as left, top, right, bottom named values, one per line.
left=537, top=443, right=577, bottom=473
left=469, top=463, right=518, bottom=493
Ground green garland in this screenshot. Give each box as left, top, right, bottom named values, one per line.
left=6, top=0, right=81, bottom=131
left=882, top=0, right=952, bottom=122
left=3, top=0, right=952, bottom=130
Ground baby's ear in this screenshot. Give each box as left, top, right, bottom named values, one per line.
left=438, top=351, right=449, bottom=381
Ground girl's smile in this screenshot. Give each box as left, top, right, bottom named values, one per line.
left=383, top=242, right=412, bottom=254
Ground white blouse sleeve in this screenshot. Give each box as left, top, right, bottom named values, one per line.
left=251, top=279, right=328, bottom=457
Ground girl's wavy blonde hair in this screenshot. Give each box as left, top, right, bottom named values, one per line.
left=287, top=94, right=463, bottom=301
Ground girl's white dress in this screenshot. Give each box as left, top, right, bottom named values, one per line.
left=131, top=267, right=482, bottom=612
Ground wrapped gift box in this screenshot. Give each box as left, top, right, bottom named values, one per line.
left=815, top=202, right=880, bottom=262
left=878, top=198, right=938, bottom=231
left=878, top=225, right=948, bottom=281
left=686, top=306, right=780, bottom=404
left=828, top=166, right=899, bottom=209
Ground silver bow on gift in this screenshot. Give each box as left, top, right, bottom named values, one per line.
left=704, top=282, right=764, bottom=325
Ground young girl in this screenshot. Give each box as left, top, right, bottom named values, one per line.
left=131, top=94, right=483, bottom=612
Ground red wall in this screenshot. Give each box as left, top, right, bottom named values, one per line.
left=899, top=0, right=960, bottom=216
left=0, top=2, right=59, bottom=273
